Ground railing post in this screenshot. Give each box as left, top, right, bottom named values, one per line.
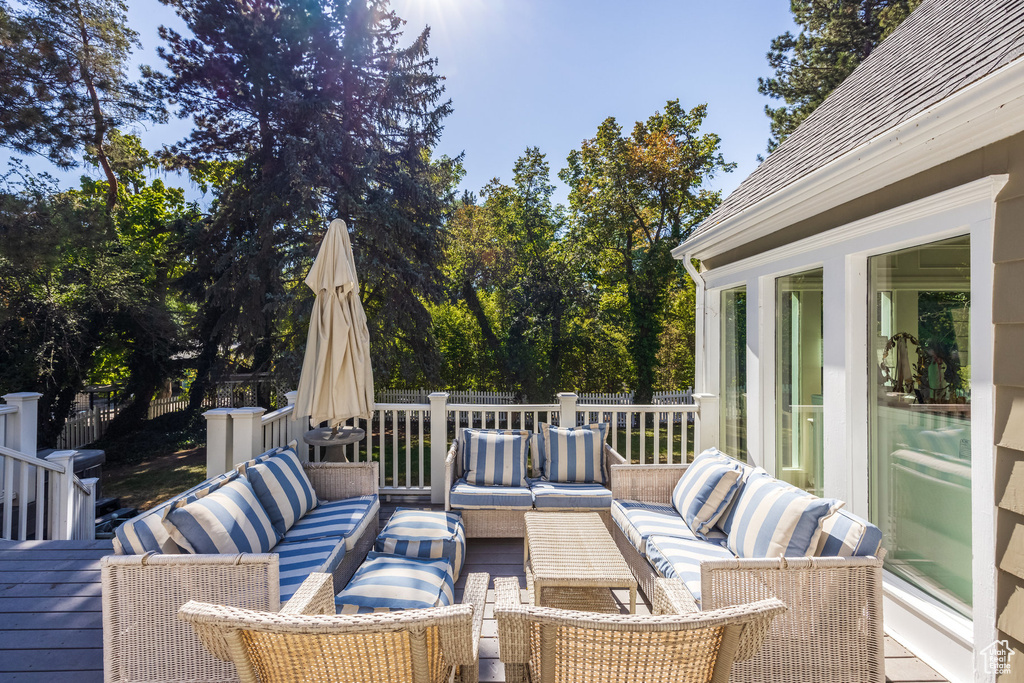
left=284, top=391, right=303, bottom=454
left=230, top=407, right=265, bottom=469
left=557, top=392, right=578, bottom=428
left=693, top=393, right=719, bottom=456
left=80, top=477, right=98, bottom=540
left=2, top=392, right=40, bottom=456
left=44, top=451, right=77, bottom=540
left=203, top=408, right=234, bottom=478
left=429, top=392, right=449, bottom=504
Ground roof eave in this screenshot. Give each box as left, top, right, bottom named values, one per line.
left=673, top=55, right=1024, bottom=263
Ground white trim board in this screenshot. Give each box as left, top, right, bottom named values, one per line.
left=673, top=55, right=1024, bottom=262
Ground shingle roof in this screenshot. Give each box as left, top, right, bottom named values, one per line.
left=694, top=0, right=1024, bottom=237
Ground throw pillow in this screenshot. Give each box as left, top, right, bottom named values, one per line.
left=671, top=447, right=744, bottom=537
left=163, top=475, right=280, bottom=554
left=243, top=448, right=318, bottom=536
left=463, top=429, right=530, bottom=487
left=541, top=422, right=608, bottom=484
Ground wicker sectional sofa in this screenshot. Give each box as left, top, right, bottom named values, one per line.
left=101, top=450, right=380, bottom=683
left=444, top=436, right=627, bottom=537
left=610, top=457, right=886, bottom=683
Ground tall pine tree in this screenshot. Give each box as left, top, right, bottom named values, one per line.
left=759, top=0, right=922, bottom=152
left=149, top=0, right=459, bottom=412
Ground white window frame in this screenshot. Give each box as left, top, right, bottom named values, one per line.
left=700, top=175, right=1007, bottom=683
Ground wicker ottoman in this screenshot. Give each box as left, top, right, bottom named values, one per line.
left=375, top=508, right=467, bottom=581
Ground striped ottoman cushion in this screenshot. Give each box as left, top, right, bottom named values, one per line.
left=529, top=479, right=612, bottom=508
left=244, top=448, right=318, bottom=536
left=375, top=509, right=467, bottom=581
left=276, top=537, right=345, bottom=604
left=611, top=499, right=697, bottom=555
left=671, top=448, right=744, bottom=537
left=645, top=534, right=735, bottom=607
left=279, top=495, right=379, bottom=548
left=724, top=469, right=842, bottom=558
left=335, top=552, right=455, bottom=614
left=163, top=476, right=280, bottom=554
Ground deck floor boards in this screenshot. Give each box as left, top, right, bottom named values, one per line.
left=0, top=506, right=947, bottom=682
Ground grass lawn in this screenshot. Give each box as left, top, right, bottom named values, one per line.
left=103, top=447, right=206, bottom=511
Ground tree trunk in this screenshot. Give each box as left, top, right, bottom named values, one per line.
left=461, top=279, right=519, bottom=391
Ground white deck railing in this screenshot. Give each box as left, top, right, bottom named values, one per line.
left=1, top=393, right=96, bottom=541
left=206, top=390, right=717, bottom=503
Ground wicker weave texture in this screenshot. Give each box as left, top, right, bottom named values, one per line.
left=494, top=576, right=785, bottom=683
left=179, top=571, right=490, bottom=683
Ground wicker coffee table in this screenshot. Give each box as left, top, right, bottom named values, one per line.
left=523, top=511, right=637, bottom=613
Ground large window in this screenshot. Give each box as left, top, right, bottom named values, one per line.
left=868, top=235, right=971, bottom=616
left=720, top=287, right=747, bottom=460
left=776, top=269, right=824, bottom=495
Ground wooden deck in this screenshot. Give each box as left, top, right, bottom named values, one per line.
left=0, top=507, right=948, bottom=682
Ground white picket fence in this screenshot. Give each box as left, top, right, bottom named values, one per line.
left=148, top=394, right=189, bottom=419
left=0, top=393, right=97, bottom=541
left=205, top=391, right=715, bottom=503
left=56, top=405, right=121, bottom=450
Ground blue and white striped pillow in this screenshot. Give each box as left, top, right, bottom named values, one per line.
left=375, top=508, right=466, bottom=581
left=463, top=429, right=530, bottom=487
left=542, top=422, right=608, bottom=484
left=671, top=448, right=744, bottom=537
left=163, top=476, right=280, bottom=554
left=814, top=508, right=883, bottom=557
left=244, top=448, right=318, bottom=536
left=725, top=469, right=842, bottom=558
left=334, top=552, right=455, bottom=614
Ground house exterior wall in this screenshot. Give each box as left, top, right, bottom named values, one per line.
left=692, top=130, right=1024, bottom=682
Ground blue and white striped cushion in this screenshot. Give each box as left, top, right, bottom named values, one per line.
left=671, top=448, right=744, bottom=537
left=163, top=476, right=280, bottom=554
left=276, top=537, right=345, bottom=603
left=114, top=471, right=235, bottom=555
left=528, top=479, right=612, bottom=509
left=449, top=478, right=535, bottom=509
left=645, top=534, right=736, bottom=607
left=244, top=449, right=318, bottom=536
left=815, top=508, right=883, bottom=557
left=725, top=469, right=842, bottom=558
left=280, top=495, right=379, bottom=548
left=611, top=499, right=697, bottom=554
left=334, top=552, right=455, bottom=614
left=463, top=429, right=530, bottom=487
left=542, top=422, right=608, bottom=484
left=375, top=509, right=466, bottom=581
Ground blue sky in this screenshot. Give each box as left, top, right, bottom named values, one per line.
left=41, top=0, right=798, bottom=207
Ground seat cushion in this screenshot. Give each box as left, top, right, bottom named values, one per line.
left=449, top=478, right=535, bottom=509
left=814, top=508, right=883, bottom=557
left=671, top=448, right=744, bottom=537
left=645, top=534, right=735, bottom=608
left=276, top=537, right=345, bottom=604
left=611, top=499, right=697, bottom=555
left=244, top=448, right=318, bottom=536
left=724, top=469, right=842, bottom=558
left=529, top=479, right=612, bottom=509
left=375, top=509, right=467, bottom=581
left=541, top=422, right=608, bottom=484
left=334, top=552, right=455, bottom=614
left=163, top=475, right=280, bottom=554
left=279, top=495, right=379, bottom=549
left=462, top=429, right=530, bottom=487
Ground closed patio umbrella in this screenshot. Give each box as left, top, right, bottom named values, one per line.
left=295, top=219, right=374, bottom=429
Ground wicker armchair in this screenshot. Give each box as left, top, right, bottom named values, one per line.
left=611, top=463, right=886, bottom=683
left=494, top=576, right=785, bottom=683
left=179, top=571, right=490, bottom=683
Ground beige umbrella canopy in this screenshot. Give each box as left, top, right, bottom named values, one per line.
left=295, top=219, right=374, bottom=428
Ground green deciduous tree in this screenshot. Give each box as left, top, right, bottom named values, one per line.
left=759, top=0, right=922, bottom=152
left=149, top=0, right=458, bottom=413
left=561, top=101, right=732, bottom=404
